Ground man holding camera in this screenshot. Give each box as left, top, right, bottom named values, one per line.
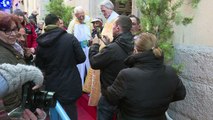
left=89, top=15, right=134, bottom=120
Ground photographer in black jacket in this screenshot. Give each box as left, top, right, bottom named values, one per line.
left=89, top=15, right=134, bottom=120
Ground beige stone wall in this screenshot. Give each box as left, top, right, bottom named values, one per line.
left=131, top=0, right=140, bottom=16
left=64, top=0, right=90, bottom=15
left=22, top=0, right=49, bottom=21
left=64, top=0, right=104, bottom=18
left=174, top=0, right=213, bottom=46
left=169, top=0, right=213, bottom=119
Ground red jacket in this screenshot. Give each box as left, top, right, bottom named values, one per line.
left=25, top=23, right=38, bottom=49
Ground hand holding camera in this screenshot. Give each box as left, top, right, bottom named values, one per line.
left=92, top=34, right=110, bottom=46
left=8, top=81, right=56, bottom=119
left=22, top=108, right=46, bottom=120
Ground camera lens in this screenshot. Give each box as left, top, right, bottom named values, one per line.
left=21, top=82, right=56, bottom=112
left=34, top=91, right=56, bottom=109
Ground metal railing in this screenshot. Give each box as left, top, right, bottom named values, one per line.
left=49, top=101, right=71, bottom=120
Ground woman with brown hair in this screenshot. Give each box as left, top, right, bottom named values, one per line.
left=0, top=11, right=26, bottom=112
left=0, top=12, right=46, bottom=120
left=104, top=32, right=186, bottom=120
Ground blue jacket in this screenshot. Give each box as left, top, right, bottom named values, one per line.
left=0, top=75, right=8, bottom=98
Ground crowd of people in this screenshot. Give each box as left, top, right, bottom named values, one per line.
left=0, top=0, right=186, bottom=120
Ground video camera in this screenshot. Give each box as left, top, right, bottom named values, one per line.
left=8, top=81, right=56, bottom=118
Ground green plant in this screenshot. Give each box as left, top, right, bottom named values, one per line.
left=46, top=0, right=73, bottom=27
left=137, top=0, right=200, bottom=72
left=191, top=0, right=200, bottom=8
left=116, top=0, right=199, bottom=72
left=136, top=0, right=198, bottom=62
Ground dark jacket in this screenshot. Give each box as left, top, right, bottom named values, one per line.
left=89, top=32, right=134, bottom=96
left=35, top=28, right=86, bottom=103
left=105, top=51, right=186, bottom=120
left=0, top=40, right=25, bottom=112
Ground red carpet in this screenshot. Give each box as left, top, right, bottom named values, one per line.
left=77, top=94, right=96, bottom=120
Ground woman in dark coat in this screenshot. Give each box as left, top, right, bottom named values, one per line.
left=0, top=11, right=26, bottom=112
left=104, top=32, right=186, bottom=120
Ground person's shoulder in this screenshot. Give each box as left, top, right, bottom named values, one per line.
left=103, top=42, right=117, bottom=50
left=164, top=65, right=179, bottom=77
left=61, top=32, right=78, bottom=42
left=117, top=68, right=133, bottom=78
left=165, top=65, right=176, bottom=72
left=63, top=32, right=75, bottom=38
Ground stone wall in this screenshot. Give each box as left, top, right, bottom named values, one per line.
left=168, top=45, right=213, bottom=120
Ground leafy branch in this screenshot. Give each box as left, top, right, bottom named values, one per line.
left=46, top=0, right=73, bottom=27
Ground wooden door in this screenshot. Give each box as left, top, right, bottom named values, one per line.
left=111, top=0, right=132, bottom=15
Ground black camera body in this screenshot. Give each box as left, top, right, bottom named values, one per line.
left=8, top=82, right=56, bottom=118
left=22, top=81, right=56, bottom=111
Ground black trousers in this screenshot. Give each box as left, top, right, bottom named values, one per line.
left=61, top=101, right=77, bottom=120
left=97, top=95, right=117, bottom=120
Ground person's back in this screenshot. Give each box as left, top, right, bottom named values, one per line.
left=35, top=14, right=86, bottom=120
left=105, top=33, right=186, bottom=120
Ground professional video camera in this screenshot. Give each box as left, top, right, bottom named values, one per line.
left=8, top=81, right=56, bottom=118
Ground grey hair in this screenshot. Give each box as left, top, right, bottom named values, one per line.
left=74, top=6, right=84, bottom=14
left=100, top=0, right=114, bottom=10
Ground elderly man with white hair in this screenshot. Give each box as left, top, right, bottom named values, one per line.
left=100, top=0, right=119, bottom=49
left=67, top=6, right=91, bottom=86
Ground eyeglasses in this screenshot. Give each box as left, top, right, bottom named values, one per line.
left=4, top=28, right=19, bottom=36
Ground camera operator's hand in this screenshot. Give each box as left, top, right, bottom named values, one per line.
left=102, top=35, right=110, bottom=45
left=92, top=35, right=100, bottom=45
left=22, top=108, right=46, bottom=120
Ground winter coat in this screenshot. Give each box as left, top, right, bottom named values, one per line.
left=0, top=40, right=26, bottom=112
left=35, top=27, right=86, bottom=104
left=89, top=32, right=134, bottom=96
left=104, top=51, right=186, bottom=120
left=0, top=64, right=43, bottom=98
left=25, top=23, right=38, bottom=49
